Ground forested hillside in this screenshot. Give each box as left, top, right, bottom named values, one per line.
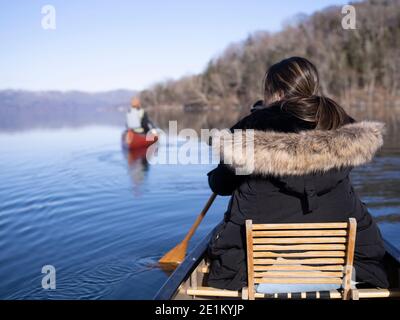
left=139, top=0, right=400, bottom=124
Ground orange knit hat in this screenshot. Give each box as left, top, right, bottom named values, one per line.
left=131, top=97, right=141, bottom=108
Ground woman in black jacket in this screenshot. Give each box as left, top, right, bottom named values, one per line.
left=207, top=57, right=389, bottom=291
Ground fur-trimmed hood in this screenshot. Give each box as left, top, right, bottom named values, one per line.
left=214, top=121, right=385, bottom=176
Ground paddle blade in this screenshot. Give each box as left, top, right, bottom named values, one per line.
left=158, top=241, right=188, bottom=268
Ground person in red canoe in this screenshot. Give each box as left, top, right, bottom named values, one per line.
left=126, top=97, right=155, bottom=134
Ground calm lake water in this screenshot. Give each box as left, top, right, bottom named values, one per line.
left=0, top=125, right=399, bottom=299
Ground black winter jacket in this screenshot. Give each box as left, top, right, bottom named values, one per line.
left=207, top=105, right=389, bottom=290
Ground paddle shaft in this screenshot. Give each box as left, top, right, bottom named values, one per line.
left=181, top=193, right=217, bottom=244
left=158, top=192, right=217, bottom=266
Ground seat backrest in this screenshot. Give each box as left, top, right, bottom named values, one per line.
left=245, top=218, right=357, bottom=300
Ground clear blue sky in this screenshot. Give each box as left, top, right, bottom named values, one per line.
left=0, top=0, right=351, bottom=92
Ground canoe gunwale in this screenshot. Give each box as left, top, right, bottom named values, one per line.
left=153, top=226, right=217, bottom=300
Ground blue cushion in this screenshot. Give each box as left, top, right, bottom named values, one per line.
left=256, top=283, right=341, bottom=294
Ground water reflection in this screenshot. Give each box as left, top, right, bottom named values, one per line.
left=123, top=146, right=155, bottom=196
left=374, top=214, right=400, bottom=223
left=147, top=108, right=242, bottom=132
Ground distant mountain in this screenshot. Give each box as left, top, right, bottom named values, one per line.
left=0, top=89, right=137, bottom=131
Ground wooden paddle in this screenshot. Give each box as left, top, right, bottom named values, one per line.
left=159, top=193, right=217, bottom=268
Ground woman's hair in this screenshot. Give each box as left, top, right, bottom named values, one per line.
left=263, top=57, right=350, bottom=130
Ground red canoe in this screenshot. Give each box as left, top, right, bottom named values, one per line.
left=122, top=130, right=158, bottom=150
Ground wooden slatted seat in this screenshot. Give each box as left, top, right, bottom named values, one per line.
left=246, top=219, right=356, bottom=300
left=185, top=218, right=400, bottom=300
